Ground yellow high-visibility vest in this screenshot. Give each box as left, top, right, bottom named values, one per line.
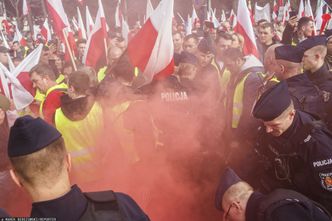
left=232, top=73, right=251, bottom=128
left=56, top=74, right=66, bottom=84
left=39, top=83, right=67, bottom=118
left=97, top=66, right=107, bottom=83
left=54, top=102, right=104, bottom=165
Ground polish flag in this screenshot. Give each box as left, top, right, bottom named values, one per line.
left=221, top=10, right=226, bottom=22
left=72, top=17, right=79, bottom=32
left=248, top=0, right=255, bottom=24
left=210, top=8, right=220, bottom=28
left=127, top=0, right=174, bottom=84
left=77, top=7, right=87, bottom=39
left=304, top=0, right=314, bottom=19
left=272, top=0, right=278, bottom=22
left=298, top=0, right=305, bottom=18
left=1, top=31, right=15, bottom=72
left=146, top=0, right=154, bottom=21
left=22, top=0, right=29, bottom=16
left=234, top=0, right=259, bottom=58
left=86, top=6, right=94, bottom=37
left=2, top=45, right=43, bottom=109
left=122, top=16, right=130, bottom=44
left=230, top=9, right=237, bottom=29
left=40, top=18, right=52, bottom=42
left=282, top=1, right=291, bottom=24
left=185, top=15, right=192, bottom=35
left=315, top=0, right=325, bottom=31
left=13, top=25, right=26, bottom=46
left=192, top=5, right=199, bottom=27
left=83, top=0, right=107, bottom=68
left=45, top=0, right=69, bottom=36
left=115, top=0, right=122, bottom=27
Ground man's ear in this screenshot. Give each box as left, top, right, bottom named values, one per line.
left=65, top=153, right=72, bottom=173
left=10, top=169, right=23, bottom=188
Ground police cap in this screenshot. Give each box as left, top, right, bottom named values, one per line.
left=8, top=116, right=62, bottom=158
left=197, top=38, right=215, bottom=54
left=297, top=36, right=327, bottom=53
left=275, top=45, right=303, bottom=63
left=179, top=51, right=198, bottom=65
left=252, top=81, right=292, bottom=121
left=215, top=167, right=242, bottom=210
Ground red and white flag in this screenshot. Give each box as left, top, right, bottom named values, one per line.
left=1, top=31, right=15, bottom=72
left=2, top=44, right=43, bottom=109
left=221, top=10, right=226, bottom=22
left=77, top=7, right=87, bottom=39
left=185, top=15, right=192, bottom=35
left=146, top=0, right=154, bottom=21
left=13, top=25, right=26, bottom=46
left=127, top=0, right=174, bottom=84
left=22, top=0, right=29, bottom=16
left=298, top=0, right=305, bottom=18
left=282, top=0, right=291, bottom=24
left=122, top=16, right=130, bottom=44
left=192, top=5, right=199, bottom=27
left=234, top=0, right=259, bottom=58
left=304, top=0, right=314, bottom=19
left=230, top=9, right=237, bottom=29
left=316, top=0, right=325, bottom=31
left=210, top=8, right=220, bottom=28
left=83, top=0, right=107, bottom=68
left=86, top=6, right=94, bottom=37
left=40, top=18, right=52, bottom=42
left=254, top=3, right=271, bottom=23
left=272, top=0, right=278, bottom=22
left=45, top=0, right=69, bottom=36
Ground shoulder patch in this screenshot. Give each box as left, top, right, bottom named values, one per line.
left=304, top=135, right=312, bottom=143
left=319, top=172, right=332, bottom=191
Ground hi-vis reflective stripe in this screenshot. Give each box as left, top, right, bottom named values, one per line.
left=232, top=73, right=251, bottom=128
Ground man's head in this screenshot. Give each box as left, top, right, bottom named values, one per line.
left=264, top=44, right=302, bottom=80
left=76, top=39, right=86, bottom=57
left=302, top=45, right=327, bottom=72
left=231, top=33, right=244, bottom=50
left=29, top=63, right=57, bottom=93
left=298, top=17, right=314, bottom=38
left=215, top=32, right=233, bottom=60
left=107, top=46, right=123, bottom=66
left=40, top=46, right=51, bottom=64
left=215, top=168, right=253, bottom=221
left=0, top=46, right=9, bottom=65
left=172, top=31, right=183, bottom=53
left=223, top=48, right=245, bottom=74
left=12, top=41, right=20, bottom=51
left=183, top=34, right=199, bottom=54
left=197, top=39, right=215, bottom=67
left=253, top=81, right=295, bottom=137
left=177, top=51, right=198, bottom=81
left=8, top=116, right=70, bottom=196
left=258, top=23, right=275, bottom=46
left=67, top=71, right=90, bottom=98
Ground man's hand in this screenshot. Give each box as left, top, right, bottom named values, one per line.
left=288, top=16, right=298, bottom=28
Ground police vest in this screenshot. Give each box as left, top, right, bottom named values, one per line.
left=56, top=74, right=66, bottom=84
left=257, top=189, right=331, bottom=221
left=79, top=191, right=126, bottom=221
left=97, top=66, right=107, bottom=83
left=54, top=102, right=103, bottom=165
left=39, top=83, right=67, bottom=118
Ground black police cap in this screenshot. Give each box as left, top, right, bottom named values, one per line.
left=253, top=81, right=292, bottom=121
left=179, top=51, right=198, bottom=65
left=215, top=167, right=242, bottom=210
left=198, top=38, right=215, bottom=54
left=297, top=36, right=327, bottom=53
left=275, top=45, right=303, bottom=63
left=0, top=46, right=9, bottom=53
left=8, top=116, right=62, bottom=157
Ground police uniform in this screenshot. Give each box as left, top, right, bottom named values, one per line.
left=298, top=36, right=332, bottom=92
left=7, top=116, right=150, bottom=221
left=0, top=208, right=10, bottom=218
left=215, top=167, right=331, bottom=221
left=253, top=82, right=332, bottom=213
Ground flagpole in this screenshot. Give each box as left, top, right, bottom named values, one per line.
left=62, top=29, right=77, bottom=71
left=104, top=37, right=108, bottom=62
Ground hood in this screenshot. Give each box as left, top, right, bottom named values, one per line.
left=60, top=95, right=95, bottom=121
left=240, top=55, right=264, bottom=73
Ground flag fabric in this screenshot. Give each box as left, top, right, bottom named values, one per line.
left=320, top=14, right=332, bottom=34
left=1, top=31, right=15, bottom=72
left=86, top=6, right=94, bottom=37
left=146, top=0, right=154, bottom=21
left=185, top=15, right=192, bottom=35
left=234, top=0, right=259, bottom=58
left=72, top=17, right=79, bottom=32
left=298, top=0, right=305, bottom=18
left=230, top=9, right=237, bottom=29
left=83, top=0, right=107, bottom=68
left=13, top=25, right=26, bottom=46
left=3, top=45, right=43, bottom=110
left=282, top=1, right=291, bottom=24
left=115, top=0, right=122, bottom=28
left=192, top=5, right=199, bottom=27
left=248, top=0, right=255, bottom=24
left=210, top=8, right=220, bottom=28
left=45, top=0, right=69, bottom=35
left=304, top=0, right=314, bottom=19
left=254, top=3, right=271, bottom=22
left=22, top=0, right=29, bottom=16
left=77, top=7, right=87, bottom=40
left=221, top=10, right=226, bottom=22
left=122, top=16, right=130, bottom=44
left=272, top=0, right=278, bottom=22
left=316, top=0, right=325, bottom=31
left=40, top=18, right=52, bottom=42
left=127, top=0, right=174, bottom=84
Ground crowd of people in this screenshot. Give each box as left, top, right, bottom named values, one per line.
left=1, top=5, right=332, bottom=221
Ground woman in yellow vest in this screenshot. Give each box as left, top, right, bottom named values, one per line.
left=54, top=71, right=104, bottom=188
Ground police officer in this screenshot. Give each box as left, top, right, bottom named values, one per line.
left=0, top=208, right=10, bottom=218
left=215, top=167, right=331, bottom=221
left=7, top=116, right=150, bottom=221
left=253, top=81, right=332, bottom=213
left=297, top=36, right=332, bottom=92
